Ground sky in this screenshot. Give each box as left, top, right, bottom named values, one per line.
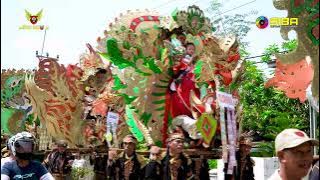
left=1, top=0, right=297, bottom=70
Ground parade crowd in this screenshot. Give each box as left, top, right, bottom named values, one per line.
left=0, top=128, right=319, bottom=180
left=1, top=129, right=319, bottom=180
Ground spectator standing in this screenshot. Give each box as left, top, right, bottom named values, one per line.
left=268, top=129, right=319, bottom=180
left=145, top=145, right=162, bottom=180
left=43, top=139, right=74, bottom=180
left=161, top=133, right=194, bottom=180
left=115, top=134, right=147, bottom=180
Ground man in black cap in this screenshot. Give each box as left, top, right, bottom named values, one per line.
left=43, top=139, right=74, bottom=180
left=161, top=133, right=194, bottom=180
left=115, top=134, right=147, bottom=180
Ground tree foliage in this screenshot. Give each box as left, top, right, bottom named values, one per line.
left=230, top=39, right=309, bottom=156
left=206, top=0, right=257, bottom=46
left=236, top=39, right=309, bottom=145
left=261, top=39, right=298, bottom=63
left=237, top=60, right=310, bottom=156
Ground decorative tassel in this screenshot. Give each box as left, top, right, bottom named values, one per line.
left=227, top=107, right=236, bottom=174
left=219, top=105, right=228, bottom=163
left=231, top=108, right=237, bottom=168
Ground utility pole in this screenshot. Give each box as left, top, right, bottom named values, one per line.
left=41, top=28, right=47, bottom=56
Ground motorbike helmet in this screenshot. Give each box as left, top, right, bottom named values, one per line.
left=11, top=131, right=35, bottom=159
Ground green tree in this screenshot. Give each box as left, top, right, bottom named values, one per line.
left=261, top=39, right=298, bottom=63
left=207, top=0, right=258, bottom=46
left=239, top=61, right=309, bottom=156
left=238, top=61, right=309, bottom=139
left=234, top=40, right=310, bottom=156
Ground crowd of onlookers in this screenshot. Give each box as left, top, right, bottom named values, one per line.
left=1, top=128, right=319, bottom=180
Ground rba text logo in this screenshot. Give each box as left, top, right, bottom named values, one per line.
left=269, top=17, right=298, bottom=27
left=19, top=9, right=49, bottom=30
left=256, top=16, right=299, bottom=29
